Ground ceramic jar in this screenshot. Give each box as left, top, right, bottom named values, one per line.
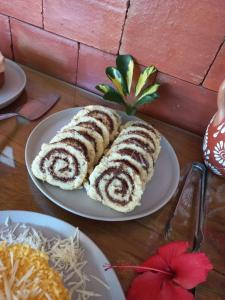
left=203, top=79, right=225, bottom=177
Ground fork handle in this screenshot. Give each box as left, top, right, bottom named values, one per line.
left=0, top=113, right=19, bottom=120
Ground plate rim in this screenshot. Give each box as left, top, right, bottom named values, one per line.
left=0, top=209, right=125, bottom=300
left=0, top=59, right=26, bottom=109
left=25, top=107, right=180, bottom=221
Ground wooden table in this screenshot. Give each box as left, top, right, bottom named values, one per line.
left=0, top=66, right=225, bottom=299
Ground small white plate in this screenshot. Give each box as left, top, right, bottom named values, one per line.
left=25, top=108, right=180, bottom=221
left=0, top=210, right=125, bottom=300
left=0, top=59, right=26, bottom=109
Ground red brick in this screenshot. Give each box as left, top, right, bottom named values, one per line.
left=138, top=72, right=217, bottom=135
left=121, top=0, right=225, bottom=84
left=77, top=44, right=116, bottom=93
left=44, top=0, right=127, bottom=54
left=203, top=43, right=225, bottom=92
left=0, top=14, right=12, bottom=58
left=0, top=0, right=42, bottom=27
left=11, top=19, right=78, bottom=84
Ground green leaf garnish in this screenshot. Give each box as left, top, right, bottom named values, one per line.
left=135, top=66, right=157, bottom=97
left=137, top=83, right=160, bottom=101
left=103, top=90, right=125, bottom=105
left=136, top=92, right=159, bottom=106
left=105, top=67, right=127, bottom=97
left=96, top=54, right=160, bottom=116
left=116, top=55, right=134, bottom=94
left=96, top=84, right=116, bottom=94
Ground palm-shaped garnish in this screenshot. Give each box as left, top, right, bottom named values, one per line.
left=96, top=55, right=160, bottom=115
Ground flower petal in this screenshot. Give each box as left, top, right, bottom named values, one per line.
left=127, top=272, right=194, bottom=300
left=158, top=241, right=189, bottom=265
left=127, top=272, right=165, bottom=300
left=160, top=281, right=194, bottom=300
left=141, top=254, right=169, bottom=273
left=171, top=253, right=213, bottom=289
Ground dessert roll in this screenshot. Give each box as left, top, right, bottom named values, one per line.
left=31, top=142, right=88, bottom=190
left=70, top=116, right=110, bottom=147
left=73, top=105, right=121, bottom=141
left=100, top=152, right=148, bottom=187
left=121, top=121, right=161, bottom=161
left=123, top=120, right=160, bottom=137
left=86, top=160, right=143, bottom=213
left=50, top=131, right=95, bottom=172
left=111, top=132, right=155, bottom=161
left=87, top=119, right=161, bottom=212
left=60, top=125, right=104, bottom=164
left=108, top=143, right=154, bottom=182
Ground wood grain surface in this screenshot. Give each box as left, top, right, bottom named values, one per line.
left=0, top=65, right=225, bottom=299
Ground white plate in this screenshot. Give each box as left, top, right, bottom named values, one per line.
left=25, top=108, right=180, bottom=221
left=0, top=59, right=26, bottom=109
left=0, top=210, right=125, bottom=300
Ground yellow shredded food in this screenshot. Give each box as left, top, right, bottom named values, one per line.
left=0, top=242, right=70, bottom=299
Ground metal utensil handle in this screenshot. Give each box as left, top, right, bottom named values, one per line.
left=164, top=164, right=194, bottom=239
left=192, top=162, right=208, bottom=252
left=0, top=113, right=18, bottom=121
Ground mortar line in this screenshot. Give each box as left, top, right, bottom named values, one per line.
left=8, top=17, right=15, bottom=60
left=201, top=39, right=225, bottom=85
left=41, top=0, right=44, bottom=28
left=118, top=0, right=130, bottom=54
left=75, top=42, right=80, bottom=85
left=74, top=42, right=81, bottom=104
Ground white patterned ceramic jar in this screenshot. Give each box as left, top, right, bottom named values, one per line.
left=203, top=79, right=225, bottom=177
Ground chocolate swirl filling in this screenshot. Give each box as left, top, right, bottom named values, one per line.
left=76, top=121, right=103, bottom=138
left=52, top=138, right=89, bottom=162
left=126, top=130, right=156, bottom=150
left=112, top=159, right=140, bottom=175
left=130, top=122, right=157, bottom=135
left=64, top=129, right=97, bottom=153
left=116, top=148, right=149, bottom=171
left=117, top=137, right=154, bottom=154
left=87, top=110, right=114, bottom=133
left=40, top=148, right=79, bottom=182
left=95, top=166, right=134, bottom=206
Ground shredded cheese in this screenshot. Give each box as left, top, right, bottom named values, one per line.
left=0, top=218, right=109, bottom=300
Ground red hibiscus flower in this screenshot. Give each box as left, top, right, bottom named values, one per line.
left=104, top=241, right=213, bottom=300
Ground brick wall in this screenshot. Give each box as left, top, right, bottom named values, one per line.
left=0, top=0, right=224, bottom=135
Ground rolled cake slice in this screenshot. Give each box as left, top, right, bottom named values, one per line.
left=50, top=131, right=95, bottom=172
left=121, top=121, right=161, bottom=161
left=31, top=142, right=88, bottom=189
left=101, top=152, right=148, bottom=187
left=70, top=116, right=110, bottom=147
left=73, top=105, right=121, bottom=141
left=123, top=120, right=160, bottom=137
left=100, top=152, right=148, bottom=187
left=108, top=143, right=154, bottom=183
left=60, top=125, right=104, bottom=164
left=87, top=120, right=161, bottom=212
left=112, top=132, right=155, bottom=156
left=86, top=160, right=143, bottom=213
